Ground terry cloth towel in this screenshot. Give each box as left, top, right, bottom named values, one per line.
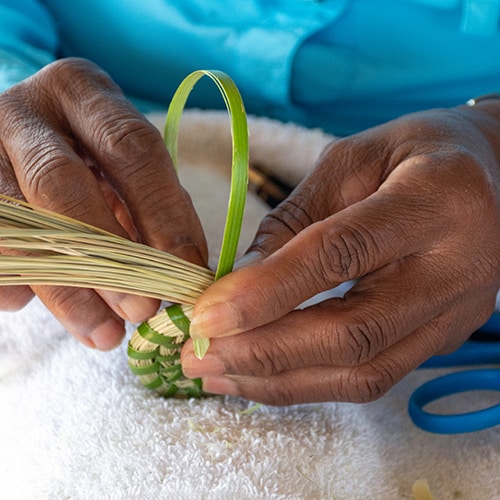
left=0, top=110, right=499, bottom=500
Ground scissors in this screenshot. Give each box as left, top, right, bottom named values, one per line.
left=408, top=312, right=500, bottom=434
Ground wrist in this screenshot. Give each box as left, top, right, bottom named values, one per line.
left=463, top=92, right=500, bottom=127
left=466, top=92, right=500, bottom=107
left=457, top=92, right=500, bottom=165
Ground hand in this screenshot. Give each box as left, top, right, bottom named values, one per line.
left=181, top=103, right=500, bottom=405
left=0, top=58, right=207, bottom=349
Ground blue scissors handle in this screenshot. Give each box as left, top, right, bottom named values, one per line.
left=408, top=312, right=500, bottom=434
left=419, top=338, right=500, bottom=368
left=408, top=369, right=500, bottom=434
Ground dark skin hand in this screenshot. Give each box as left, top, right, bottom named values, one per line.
left=0, top=58, right=207, bottom=349
left=181, top=102, right=500, bottom=405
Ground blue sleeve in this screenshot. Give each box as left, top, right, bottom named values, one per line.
left=291, top=0, right=500, bottom=135
left=0, top=0, right=58, bottom=93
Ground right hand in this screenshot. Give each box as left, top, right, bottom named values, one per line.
left=0, top=58, right=208, bottom=349
left=182, top=103, right=500, bottom=405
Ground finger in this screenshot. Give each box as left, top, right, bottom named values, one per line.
left=0, top=143, right=34, bottom=309
left=0, top=85, right=160, bottom=322
left=182, top=254, right=495, bottom=379
left=239, top=135, right=391, bottom=263
left=0, top=90, right=130, bottom=234
left=200, top=296, right=495, bottom=405
left=3, top=120, right=159, bottom=321
left=32, top=284, right=126, bottom=350
left=93, top=170, right=138, bottom=240
left=220, top=127, right=498, bottom=340
left=42, top=59, right=208, bottom=266
left=190, top=156, right=454, bottom=339
left=0, top=286, right=34, bottom=311
left=433, top=291, right=498, bottom=355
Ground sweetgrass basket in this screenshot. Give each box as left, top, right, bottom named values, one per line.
left=127, top=305, right=205, bottom=397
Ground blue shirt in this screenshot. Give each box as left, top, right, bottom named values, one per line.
left=1, top=0, right=499, bottom=135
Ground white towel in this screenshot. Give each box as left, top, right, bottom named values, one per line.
left=0, top=111, right=499, bottom=500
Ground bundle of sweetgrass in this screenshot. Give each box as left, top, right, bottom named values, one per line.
left=0, top=70, right=248, bottom=397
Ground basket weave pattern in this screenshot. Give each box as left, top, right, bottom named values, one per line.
left=127, top=305, right=206, bottom=397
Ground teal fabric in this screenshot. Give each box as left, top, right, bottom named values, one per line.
left=39, top=0, right=347, bottom=116
left=0, top=0, right=57, bottom=89
left=0, top=0, right=499, bottom=135
left=293, top=0, right=500, bottom=133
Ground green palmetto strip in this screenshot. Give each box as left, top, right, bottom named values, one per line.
left=165, top=70, right=248, bottom=280
left=165, top=304, right=191, bottom=337
left=164, top=70, right=249, bottom=359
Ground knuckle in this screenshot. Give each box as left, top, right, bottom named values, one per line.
left=343, top=364, right=394, bottom=403
left=242, top=339, right=280, bottom=377
left=135, top=185, right=189, bottom=233
left=426, top=149, right=498, bottom=227
left=96, top=116, right=163, bottom=166
left=0, top=58, right=117, bottom=129
left=225, top=331, right=295, bottom=378
left=339, top=322, right=374, bottom=365
left=313, top=223, right=376, bottom=284
left=256, top=194, right=315, bottom=242
left=312, top=321, right=341, bottom=365
left=0, top=158, right=22, bottom=200
left=318, top=136, right=389, bottom=193
left=39, top=58, right=117, bottom=98
left=258, top=379, right=297, bottom=407
left=42, top=286, right=95, bottom=324
left=22, top=147, right=83, bottom=208
left=328, top=311, right=395, bottom=366
left=0, top=93, right=38, bottom=143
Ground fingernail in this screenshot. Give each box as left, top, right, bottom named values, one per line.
left=182, top=352, right=225, bottom=378
left=190, top=303, right=241, bottom=340
left=89, top=317, right=125, bottom=351
left=202, top=376, right=238, bottom=396
left=100, top=291, right=158, bottom=323
left=116, top=295, right=158, bottom=322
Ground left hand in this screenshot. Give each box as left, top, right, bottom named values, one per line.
left=180, top=103, right=500, bottom=405
left=0, top=58, right=207, bottom=350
